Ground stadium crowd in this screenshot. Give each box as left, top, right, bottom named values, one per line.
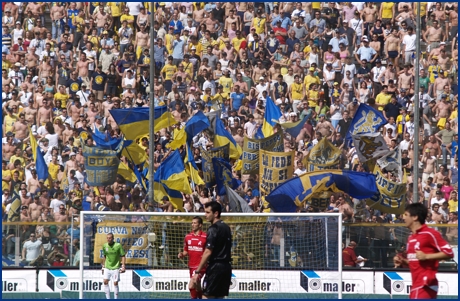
left=1, top=2, right=458, bottom=268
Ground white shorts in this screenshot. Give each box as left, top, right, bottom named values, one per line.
left=103, top=268, right=120, bottom=282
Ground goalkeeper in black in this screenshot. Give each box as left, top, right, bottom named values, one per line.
left=193, top=202, right=232, bottom=299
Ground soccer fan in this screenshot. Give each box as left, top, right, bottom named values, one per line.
left=178, top=216, right=207, bottom=299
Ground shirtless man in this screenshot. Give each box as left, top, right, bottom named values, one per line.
left=316, top=114, right=334, bottom=138
left=29, top=195, right=43, bottom=221
left=39, top=189, right=50, bottom=209
left=94, top=5, right=112, bottom=32
left=86, top=102, right=99, bottom=124
left=233, top=73, right=249, bottom=94
left=64, top=152, right=78, bottom=177
left=447, top=7, right=458, bottom=39
left=53, top=118, right=65, bottom=137
left=384, top=28, right=401, bottom=71
left=27, top=169, right=40, bottom=194
left=398, top=64, right=414, bottom=91
left=433, top=71, right=450, bottom=100
left=225, top=9, right=242, bottom=32
left=25, top=47, right=39, bottom=71
left=192, top=6, right=206, bottom=25
left=2, top=134, right=18, bottom=162
left=362, top=4, right=378, bottom=24
left=252, top=61, right=268, bottom=85
left=68, top=99, right=84, bottom=125
left=423, top=19, right=444, bottom=51
left=25, top=2, right=43, bottom=23
left=20, top=188, right=32, bottom=206
left=422, top=148, right=437, bottom=184
left=61, top=123, right=73, bottom=143
left=20, top=205, right=32, bottom=222
left=76, top=53, right=90, bottom=86
left=232, top=127, right=244, bottom=149
left=134, top=25, right=149, bottom=56
left=433, top=95, right=452, bottom=130
left=37, top=99, right=53, bottom=126
left=54, top=205, right=69, bottom=222
left=24, top=102, right=37, bottom=124
left=50, top=2, right=66, bottom=39
left=431, top=2, right=447, bottom=23
left=13, top=113, right=29, bottom=140
left=102, top=98, right=115, bottom=119
left=394, top=4, right=415, bottom=26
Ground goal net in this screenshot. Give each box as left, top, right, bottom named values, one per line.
left=76, top=212, right=342, bottom=299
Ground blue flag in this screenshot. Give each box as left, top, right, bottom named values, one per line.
left=261, top=96, right=282, bottom=138
left=93, top=127, right=123, bottom=150
left=345, top=104, right=387, bottom=147
left=212, top=157, right=239, bottom=196
left=185, top=111, right=210, bottom=144
left=266, top=170, right=377, bottom=212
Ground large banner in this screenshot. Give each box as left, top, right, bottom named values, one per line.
left=352, top=133, right=389, bottom=162
left=345, top=104, right=387, bottom=147
left=201, top=144, right=230, bottom=188
left=93, top=222, right=149, bottom=265
left=242, top=132, right=283, bottom=174
left=304, top=138, right=341, bottom=171
left=2, top=269, right=458, bottom=296
left=366, top=170, right=407, bottom=214
left=259, top=150, right=294, bottom=195
left=83, top=143, right=122, bottom=186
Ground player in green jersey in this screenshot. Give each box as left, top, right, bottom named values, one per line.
left=101, top=233, right=126, bottom=299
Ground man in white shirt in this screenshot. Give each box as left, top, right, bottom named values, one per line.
left=294, top=161, right=307, bottom=177
left=431, top=191, right=446, bottom=207
left=402, top=26, right=416, bottom=64
left=49, top=190, right=66, bottom=213
left=75, top=84, right=90, bottom=107
left=22, top=233, right=44, bottom=266
left=399, top=133, right=412, bottom=151
left=349, top=11, right=364, bottom=49
left=371, top=59, right=386, bottom=96
left=244, top=114, right=257, bottom=138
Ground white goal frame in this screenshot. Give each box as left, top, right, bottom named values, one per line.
left=79, top=211, right=343, bottom=299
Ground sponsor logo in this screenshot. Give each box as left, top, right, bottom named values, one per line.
left=46, top=270, right=103, bottom=291
left=383, top=272, right=408, bottom=294
left=2, top=279, right=27, bottom=292
left=132, top=270, right=153, bottom=291
left=300, top=270, right=364, bottom=293
left=230, top=273, right=279, bottom=292
left=154, top=280, right=189, bottom=291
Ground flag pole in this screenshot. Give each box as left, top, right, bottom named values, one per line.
left=149, top=2, right=156, bottom=210
left=413, top=3, right=421, bottom=203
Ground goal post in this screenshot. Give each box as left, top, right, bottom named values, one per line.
left=79, top=211, right=343, bottom=299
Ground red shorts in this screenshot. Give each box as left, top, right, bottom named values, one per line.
left=188, top=268, right=206, bottom=278
left=410, top=286, right=437, bottom=299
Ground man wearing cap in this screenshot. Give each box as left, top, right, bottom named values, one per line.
left=433, top=94, right=453, bottom=130
left=8, top=62, right=24, bottom=88
left=433, top=72, right=450, bottom=101
left=355, top=37, right=378, bottom=65
left=349, top=11, right=364, bottom=49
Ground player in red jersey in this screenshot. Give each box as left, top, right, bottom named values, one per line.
left=397, top=203, right=454, bottom=299
left=178, top=216, right=207, bottom=299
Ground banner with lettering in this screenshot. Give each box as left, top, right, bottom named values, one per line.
left=83, top=141, right=123, bottom=186
left=93, top=222, right=149, bottom=265
left=304, top=138, right=341, bottom=171
left=242, top=132, right=283, bottom=174
left=259, top=150, right=294, bottom=195
left=366, top=169, right=407, bottom=214
left=201, top=144, right=230, bottom=188
left=352, top=133, right=389, bottom=162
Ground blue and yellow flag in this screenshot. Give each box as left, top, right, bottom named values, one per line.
left=169, top=127, right=187, bottom=150
left=153, top=181, right=184, bottom=211
left=7, top=187, right=21, bottom=222
left=154, top=149, right=192, bottom=194
left=122, top=140, right=147, bottom=165
left=201, top=144, right=230, bottom=188
left=93, top=127, right=123, bottom=150
left=185, top=144, right=205, bottom=186
left=304, top=138, right=341, bottom=171
left=214, top=118, right=242, bottom=160
left=117, top=161, right=138, bottom=184
left=212, top=157, right=239, bottom=195
left=366, top=169, right=406, bottom=214
left=345, top=104, right=387, bottom=147
left=261, top=96, right=282, bottom=138
left=29, top=129, right=49, bottom=181
left=266, top=170, right=377, bottom=212
left=279, top=117, right=308, bottom=138
left=185, top=111, right=210, bottom=144
left=110, top=106, right=176, bottom=140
